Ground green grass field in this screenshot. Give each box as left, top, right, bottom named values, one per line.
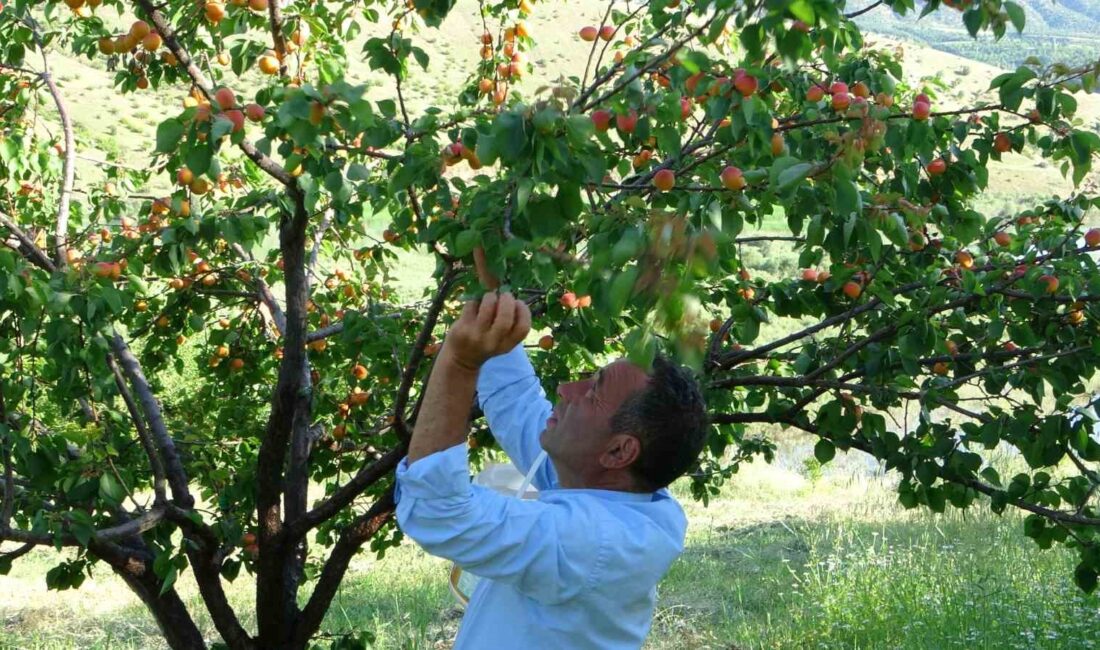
left=3, top=437, right=1097, bottom=649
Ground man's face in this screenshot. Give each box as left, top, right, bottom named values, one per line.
left=540, top=359, right=650, bottom=474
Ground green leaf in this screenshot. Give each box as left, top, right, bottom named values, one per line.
left=1004, top=2, right=1025, bottom=32
left=962, top=9, right=983, bottom=37
left=834, top=174, right=861, bottom=216
left=916, top=461, right=938, bottom=486
left=98, top=473, right=126, bottom=507
left=155, top=120, right=185, bottom=154
left=788, top=0, right=815, bottom=24
left=455, top=229, right=480, bottom=257
left=608, top=266, right=639, bottom=317
left=347, top=163, right=371, bottom=181
left=411, top=47, right=430, bottom=70
left=814, top=439, right=836, bottom=463
left=496, top=112, right=528, bottom=165
left=526, top=196, right=567, bottom=239
left=776, top=162, right=814, bottom=190
left=925, top=487, right=946, bottom=513
left=515, top=178, right=535, bottom=214
left=211, top=116, right=235, bottom=141
left=883, top=213, right=909, bottom=248
left=185, top=143, right=213, bottom=177
left=159, top=564, right=179, bottom=597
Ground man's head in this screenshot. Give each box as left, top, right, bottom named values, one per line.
left=539, top=356, right=707, bottom=492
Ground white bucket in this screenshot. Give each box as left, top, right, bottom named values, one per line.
left=449, top=451, right=547, bottom=606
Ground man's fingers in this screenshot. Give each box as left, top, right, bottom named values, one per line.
left=489, top=293, right=516, bottom=340
left=511, top=300, right=532, bottom=342
left=477, top=291, right=499, bottom=330
left=459, top=300, right=479, bottom=323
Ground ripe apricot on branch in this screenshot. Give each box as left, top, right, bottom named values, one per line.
left=205, top=1, right=226, bottom=23
left=591, top=109, right=612, bottom=132
left=653, top=169, right=675, bottom=192
left=912, top=101, right=931, bottom=121
left=720, top=166, right=745, bottom=191
left=258, top=53, right=280, bottom=75
left=244, top=103, right=265, bottom=122
left=1038, top=274, right=1059, bottom=294
left=616, top=110, right=638, bottom=134
left=214, top=87, right=236, bottom=110
left=1085, top=228, right=1100, bottom=248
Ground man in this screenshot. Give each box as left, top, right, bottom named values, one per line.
left=394, top=291, right=707, bottom=649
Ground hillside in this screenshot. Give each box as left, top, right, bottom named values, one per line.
left=855, top=0, right=1100, bottom=68
left=26, top=0, right=1100, bottom=213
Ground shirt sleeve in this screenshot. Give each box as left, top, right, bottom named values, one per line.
left=395, top=443, right=603, bottom=605
left=476, top=344, right=558, bottom=490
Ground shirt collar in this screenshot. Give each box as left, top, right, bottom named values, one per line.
left=542, top=487, right=659, bottom=502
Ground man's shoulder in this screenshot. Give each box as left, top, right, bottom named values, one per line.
left=537, top=489, right=687, bottom=541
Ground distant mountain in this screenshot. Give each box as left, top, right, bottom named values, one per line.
left=853, top=0, right=1100, bottom=69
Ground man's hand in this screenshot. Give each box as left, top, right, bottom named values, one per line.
left=442, top=292, right=531, bottom=372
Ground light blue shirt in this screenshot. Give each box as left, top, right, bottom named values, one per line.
left=395, top=344, right=687, bottom=649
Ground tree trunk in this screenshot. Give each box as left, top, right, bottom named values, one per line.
left=90, top=540, right=206, bottom=650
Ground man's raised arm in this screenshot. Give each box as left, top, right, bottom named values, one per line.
left=470, top=248, right=557, bottom=489
left=476, top=345, right=557, bottom=490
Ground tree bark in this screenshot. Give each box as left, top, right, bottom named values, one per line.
left=255, top=185, right=311, bottom=648
left=89, top=540, right=206, bottom=650
left=110, top=332, right=193, bottom=508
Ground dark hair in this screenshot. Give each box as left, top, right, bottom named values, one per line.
left=610, top=355, right=708, bottom=491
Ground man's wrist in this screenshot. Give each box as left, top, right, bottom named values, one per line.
left=438, top=345, right=483, bottom=376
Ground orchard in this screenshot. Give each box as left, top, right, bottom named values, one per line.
left=1, top=0, right=1100, bottom=648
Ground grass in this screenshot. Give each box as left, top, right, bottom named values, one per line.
left=3, top=438, right=1097, bottom=650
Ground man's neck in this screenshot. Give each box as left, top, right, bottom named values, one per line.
left=554, top=465, right=648, bottom=493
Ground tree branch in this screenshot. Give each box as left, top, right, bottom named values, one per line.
left=0, top=210, right=57, bottom=272
left=284, top=445, right=404, bottom=541
left=109, top=333, right=193, bottom=508
left=0, top=373, right=14, bottom=530
left=231, top=243, right=288, bottom=334
left=163, top=505, right=256, bottom=650
left=844, top=1, right=884, bottom=19
left=292, top=489, right=396, bottom=647
left=106, top=355, right=168, bottom=504
left=38, top=69, right=74, bottom=267
left=0, top=506, right=166, bottom=547
left=134, top=0, right=294, bottom=186
left=392, top=268, right=460, bottom=441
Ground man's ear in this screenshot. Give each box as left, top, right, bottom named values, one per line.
left=600, top=433, right=641, bottom=470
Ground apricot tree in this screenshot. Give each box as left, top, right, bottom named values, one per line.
left=1, top=0, right=1099, bottom=648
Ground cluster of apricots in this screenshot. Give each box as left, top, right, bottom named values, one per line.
left=476, top=21, right=529, bottom=106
